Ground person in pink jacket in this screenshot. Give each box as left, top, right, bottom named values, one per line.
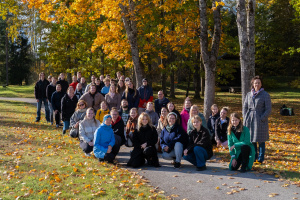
left=180, top=98, right=192, bottom=132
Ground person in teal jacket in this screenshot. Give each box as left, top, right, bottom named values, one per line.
left=94, top=115, right=116, bottom=163
left=228, top=113, right=255, bottom=173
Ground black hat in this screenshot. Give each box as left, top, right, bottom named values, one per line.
left=142, top=78, right=148, bottom=82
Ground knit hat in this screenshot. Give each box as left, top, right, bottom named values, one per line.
left=142, top=78, right=148, bottom=82
left=103, top=114, right=112, bottom=123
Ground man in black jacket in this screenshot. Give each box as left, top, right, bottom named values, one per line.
left=34, top=72, right=50, bottom=122
left=154, top=90, right=170, bottom=117
left=56, top=73, right=69, bottom=94
left=46, top=77, right=57, bottom=125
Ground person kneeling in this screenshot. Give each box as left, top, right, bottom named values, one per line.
left=228, top=113, right=255, bottom=173
left=79, top=108, right=100, bottom=157
left=94, top=115, right=117, bottom=163
left=127, top=112, right=160, bottom=168
left=183, top=116, right=213, bottom=171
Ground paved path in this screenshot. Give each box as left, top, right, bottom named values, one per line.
left=1, top=97, right=299, bottom=200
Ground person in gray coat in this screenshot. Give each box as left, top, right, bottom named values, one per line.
left=145, top=102, right=159, bottom=128
left=243, top=76, right=271, bottom=164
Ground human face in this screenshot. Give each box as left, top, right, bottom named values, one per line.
left=118, top=80, right=124, bottom=87
left=77, top=72, right=81, bottom=78
left=121, top=100, right=128, bottom=107
left=78, top=102, right=86, bottom=109
left=168, top=115, right=176, bottom=126
left=111, top=111, right=118, bottom=121
left=81, top=77, right=86, bottom=83
left=56, top=85, right=61, bottom=92
left=101, top=102, right=107, bottom=110
left=158, top=91, right=164, bottom=100
left=130, top=110, right=137, bottom=118
left=51, top=77, right=57, bottom=85
left=105, top=117, right=112, bottom=126
left=127, top=82, right=133, bottom=89
left=191, top=107, right=198, bottom=116
left=86, top=109, right=95, bottom=119
left=231, top=116, right=240, bottom=127
left=192, top=119, right=202, bottom=130
left=161, top=108, right=168, bottom=117
left=77, top=83, right=82, bottom=90
left=60, top=73, right=65, bottom=80
left=185, top=101, right=191, bottom=109
left=105, top=80, right=110, bottom=87
left=110, top=84, right=115, bottom=92
left=90, top=85, right=96, bottom=94
left=211, top=106, right=218, bottom=115
left=40, top=73, right=45, bottom=80
left=68, top=87, right=74, bottom=95
left=253, top=79, right=262, bottom=92
left=142, top=80, right=147, bottom=86
left=220, top=109, right=227, bottom=119
left=146, top=103, right=153, bottom=111
left=91, top=76, right=96, bottom=83
left=168, top=103, right=174, bottom=112
left=96, top=79, right=100, bottom=85
left=120, top=75, right=125, bottom=81
left=100, top=75, right=104, bottom=81
left=72, top=76, right=77, bottom=82
left=141, top=116, right=148, bottom=126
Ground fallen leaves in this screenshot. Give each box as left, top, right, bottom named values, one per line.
left=268, top=193, right=279, bottom=197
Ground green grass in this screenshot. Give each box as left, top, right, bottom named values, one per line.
left=0, top=100, right=165, bottom=199
left=0, top=85, right=35, bottom=98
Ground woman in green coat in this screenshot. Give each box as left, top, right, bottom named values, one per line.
left=228, top=113, right=255, bottom=172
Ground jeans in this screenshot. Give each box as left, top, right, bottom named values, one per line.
left=49, top=103, right=53, bottom=123
left=54, top=111, right=61, bottom=125
left=183, top=146, right=208, bottom=167
left=63, top=120, right=70, bottom=131
left=252, top=142, right=265, bottom=162
left=36, top=98, right=50, bottom=122
left=162, top=142, right=183, bottom=163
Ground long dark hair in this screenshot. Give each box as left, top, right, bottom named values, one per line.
left=125, top=81, right=137, bottom=98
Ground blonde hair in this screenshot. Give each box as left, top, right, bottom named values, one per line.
left=191, top=115, right=202, bottom=124
left=190, top=105, right=199, bottom=118
left=227, top=113, right=243, bottom=135
left=211, top=104, right=218, bottom=109
left=146, top=102, right=154, bottom=108
left=110, top=107, right=119, bottom=115
left=85, top=107, right=97, bottom=124
left=137, top=112, right=152, bottom=131
left=130, top=107, right=138, bottom=114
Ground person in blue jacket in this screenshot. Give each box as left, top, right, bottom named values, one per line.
left=94, top=115, right=117, bottom=163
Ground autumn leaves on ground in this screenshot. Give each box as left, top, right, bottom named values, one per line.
left=0, top=86, right=299, bottom=199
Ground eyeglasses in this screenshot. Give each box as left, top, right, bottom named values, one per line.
left=79, top=104, right=84, bottom=106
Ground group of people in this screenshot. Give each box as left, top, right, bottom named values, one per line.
left=35, top=72, right=271, bottom=172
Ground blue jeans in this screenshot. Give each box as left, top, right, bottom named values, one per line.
left=63, top=121, right=70, bottom=131
left=183, top=146, right=208, bottom=167
left=252, top=142, right=265, bottom=162
left=49, top=103, right=53, bottom=123
left=36, top=98, right=50, bottom=122
left=162, top=142, right=183, bottom=163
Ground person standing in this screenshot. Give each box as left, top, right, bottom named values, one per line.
left=154, top=90, right=170, bottom=117
left=69, top=75, right=78, bottom=90
left=243, top=76, right=271, bottom=164
left=61, top=87, right=78, bottom=134
left=51, top=84, right=64, bottom=127
left=85, top=75, right=96, bottom=93
left=34, top=72, right=50, bottom=122
left=74, top=83, right=84, bottom=99
left=137, top=78, right=153, bottom=114
left=77, top=71, right=82, bottom=83
left=181, top=98, right=192, bottom=132
left=46, top=76, right=57, bottom=125
left=80, top=77, right=87, bottom=92
left=56, top=73, right=69, bottom=94
left=122, top=81, right=140, bottom=110
left=101, top=78, right=111, bottom=96
left=105, top=83, right=121, bottom=109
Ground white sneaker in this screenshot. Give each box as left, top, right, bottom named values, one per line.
left=85, top=153, right=91, bottom=157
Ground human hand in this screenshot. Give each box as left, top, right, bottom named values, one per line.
left=183, top=149, right=188, bottom=156
left=37, top=99, right=39, bottom=102
left=107, top=146, right=112, bottom=153
left=55, top=110, right=58, bottom=114
left=217, top=140, right=221, bottom=147
left=141, top=143, right=147, bottom=149
left=75, top=121, right=80, bottom=128
left=88, top=141, right=94, bottom=146
left=164, top=146, right=169, bottom=152
left=232, top=159, right=237, bottom=168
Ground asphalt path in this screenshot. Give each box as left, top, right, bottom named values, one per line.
left=1, top=97, right=299, bottom=200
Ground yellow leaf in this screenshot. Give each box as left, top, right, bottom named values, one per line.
left=73, top=168, right=78, bottom=172
left=138, top=193, right=144, bottom=196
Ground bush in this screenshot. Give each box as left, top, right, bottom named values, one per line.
left=263, top=78, right=280, bottom=89
left=289, top=78, right=300, bottom=89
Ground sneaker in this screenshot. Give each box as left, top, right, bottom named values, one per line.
left=35, top=119, right=40, bottom=122
left=240, top=168, right=247, bottom=173
left=174, top=162, right=181, bottom=168
left=62, top=130, right=66, bottom=134
left=196, top=165, right=207, bottom=171
left=56, top=124, right=59, bottom=128
left=85, top=153, right=91, bottom=157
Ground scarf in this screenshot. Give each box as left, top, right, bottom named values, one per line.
left=185, top=107, right=191, bottom=113
left=166, top=124, right=174, bottom=132
left=126, top=116, right=138, bottom=135
left=251, top=88, right=264, bottom=98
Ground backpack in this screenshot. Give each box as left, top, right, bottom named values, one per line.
left=280, top=105, right=294, bottom=116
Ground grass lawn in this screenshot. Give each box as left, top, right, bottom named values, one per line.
left=0, top=100, right=165, bottom=199
left=0, top=85, right=35, bottom=98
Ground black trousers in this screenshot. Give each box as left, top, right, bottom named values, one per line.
left=54, top=111, right=61, bottom=125
left=80, top=140, right=93, bottom=154
left=127, top=146, right=159, bottom=168
left=231, top=145, right=251, bottom=170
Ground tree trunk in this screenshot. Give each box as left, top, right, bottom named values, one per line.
left=5, top=26, right=9, bottom=86
left=186, top=66, right=191, bottom=97
left=170, top=69, right=175, bottom=98
left=194, top=52, right=201, bottom=99
left=237, top=0, right=255, bottom=106
left=119, top=1, right=145, bottom=88
left=161, top=72, right=167, bottom=96
left=100, top=48, right=105, bottom=75
left=199, top=0, right=222, bottom=120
